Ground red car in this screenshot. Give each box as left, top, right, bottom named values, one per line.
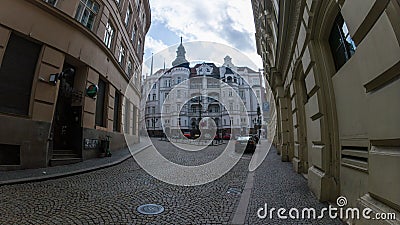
left=222, top=134, right=231, bottom=140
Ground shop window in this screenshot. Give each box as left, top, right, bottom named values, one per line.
left=329, top=13, right=357, bottom=71
left=113, top=91, right=121, bottom=132
left=75, top=0, right=100, bottom=30
left=125, top=100, right=131, bottom=133
left=95, top=78, right=107, bottom=127
left=0, top=33, right=41, bottom=116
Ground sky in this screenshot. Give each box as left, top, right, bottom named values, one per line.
left=143, top=0, right=262, bottom=71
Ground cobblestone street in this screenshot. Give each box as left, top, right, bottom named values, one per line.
left=0, top=139, right=343, bottom=224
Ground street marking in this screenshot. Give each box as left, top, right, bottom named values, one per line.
left=231, top=171, right=255, bottom=225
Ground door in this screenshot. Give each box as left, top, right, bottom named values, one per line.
left=52, top=64, right=81, bottom=150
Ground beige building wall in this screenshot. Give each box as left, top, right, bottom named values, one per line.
left=0, top=0, right=150, bottom=169
left=252, top=0, right=400, bottom=224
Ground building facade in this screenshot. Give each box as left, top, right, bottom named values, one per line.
left=0, top=0, right=150, bottom=169
left=252, top=0, right=400, bottom=224
left=141, top=42, right=265, bottom=139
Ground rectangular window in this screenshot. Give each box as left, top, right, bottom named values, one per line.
left=75, top=0, right=100, bottom=30
left=43, top=0, right=57, bottom=6
left=177, top=90, right=181, bottom=98
left=125, top=5, right=132, bottom=26
left=0, top=33, right=41, bottom=115
left=127, top=59, right=132, bottom=77
left=329, top=13, right=357, bottom=71
left=142, top=15, right=146, bottom=32
left=132, top=105, right=137, bottom=134
left=137, top=38, right=142, bottom=55
left=256, top=90, right=261, bottom=98
left=103, top=20, right=115, bottom=49
left=131, top=24, right=137, bottom=43
left=118, top=44, right=125, bottom=65
left=113, top=90, right=121, bottom=132
left=125, top=99, right=131, bottom=134
left=137, top=0, right=141, bottom=13
left=95, top=78, right=107, bottom=127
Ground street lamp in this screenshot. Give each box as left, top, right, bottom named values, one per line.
left=49, top=68, right=75, bottom=85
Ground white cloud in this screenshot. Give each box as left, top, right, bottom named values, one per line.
left=145, top=36, right=168, bottom=55
left=146, top=0, right=262, bottom=68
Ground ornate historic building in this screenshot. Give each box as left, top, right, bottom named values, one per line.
left=141, top=41, right=266, bottom=138
left=0, top=0, right=150, bottom=169
left=252, top=0, right=400, bottom=224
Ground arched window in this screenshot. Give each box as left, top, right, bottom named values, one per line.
left=227, top=76, right=232, bottom=83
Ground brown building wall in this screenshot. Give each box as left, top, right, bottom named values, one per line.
left=0, top=0, right=150, bottom=170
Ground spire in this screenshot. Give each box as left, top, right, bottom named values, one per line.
left=150, top=53, right=154, bottom=76
left=172, top=37, right=188, bottom=67
left=163, top=58, right=166, bottom=71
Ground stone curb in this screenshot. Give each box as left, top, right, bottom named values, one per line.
left=0, top=144, right=152, bottom=186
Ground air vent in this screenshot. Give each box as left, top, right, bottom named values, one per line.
left=341, top=145, right=368, bottom=172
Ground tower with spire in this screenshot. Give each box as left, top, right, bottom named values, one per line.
left=172, top=37, right=189, bottom=67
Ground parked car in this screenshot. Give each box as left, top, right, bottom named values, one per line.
left=235, top=136, right=257, bottom=153
left=222, top=133, right=231, bottom=140
left=183, top=132, right=191, bottom=138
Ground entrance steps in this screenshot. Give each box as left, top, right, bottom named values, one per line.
left=50, top=149, right=82, bottom=166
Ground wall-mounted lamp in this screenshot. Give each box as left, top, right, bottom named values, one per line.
left=49, top=68, right=75, bottom=85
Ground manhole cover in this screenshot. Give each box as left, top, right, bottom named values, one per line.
left=227, top=187, right=242, bottom=195
left=137, top=204, right=165, bottom=215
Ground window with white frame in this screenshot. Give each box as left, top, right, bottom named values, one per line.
left=75, top=0, right=100, bottom=30
left=103, top=20, right=115, bottom=49
left=118, top=44, right=125, bottom=65
left=125, top=5, right=132, bottom=26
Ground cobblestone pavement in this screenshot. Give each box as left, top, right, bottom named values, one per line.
left=245, top=146, right=343, bottom=225
left=0, top=139, right=343, bottom=224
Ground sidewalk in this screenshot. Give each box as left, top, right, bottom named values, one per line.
left=0, top=141, right=151, bottom=186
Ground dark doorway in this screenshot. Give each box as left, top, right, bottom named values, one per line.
left=52, top=64, right=82, bottom=151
